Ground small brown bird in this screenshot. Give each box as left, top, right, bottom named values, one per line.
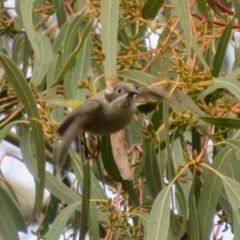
left=56, top=82, right=164, bottom=172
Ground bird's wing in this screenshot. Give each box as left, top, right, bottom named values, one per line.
left=57, top=99, right=102, bottom=135
left=135, top=87, right=165, bottom=103
left=56, top=99, right=102, bottom=173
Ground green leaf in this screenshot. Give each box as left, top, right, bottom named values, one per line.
left=21, top=0, right=51, bottom=85
left=50, top=18, right=94, bottom=87
left=0, top=54, right=46, bottom=216
left=0, top=201, right=20, bottom=240
left=61, top=13, right=84, bottom=98
left=192, top=38, right=209, bottom=70
left=197, top=147, right=232, bottom=240
left=171, top=0, right=192, bottom=56
left=70, top=151, right=107, bottom=199
left=118, top=70, right=157, bottom=86
left=148, top=102, right=163, bottom=132
left=196, top=69, right=240, bottom=101
left=79, top=161, right=91, bottom=240
left=164, top=98, right=187, bottom=239
left=141, top=0, right=164, bottom=20
left=143, top=139, right=162, bottom=199
left=224, top=139, right=240, bottom=152
left=232, top=0, right=240, bottom=25
left=200, top=116, right=240, bottom=129
left=37, top=194, right=59, bottom=236
left=72, top=38, right=91, bottom=101
left=0, top=121, right=23, bottom=143
left=233, top=213, right=240, bottom=239
left=101, top=135, right=122, bottom=182
left=214, top=77, right=240, bottom=99
left=0, top=186, right=27, bottom=233
left=46, top=20, right=69, bottom=96
left=20, top=126, right=38, bottom=178
left=188, top=180, right=200, bottom=240
left=101, top=0, right=119, bottom=80
left=46, top=202, right=82, bottom=240
left=195, top=83, right=220, bottom=101
left=14, top=0, right=24, bottom=30
left=45, top=172, right=82, bottom=207
left=212, top=18, right=234, bottom=77
left=89, top=202, right=100, bottom=239
left=147, top=186, right=171, bottom=240
left=133, top=212, right=149, bottom=229
left=164, top=97, right=172, bottom=178
left=12, top=34, right=24, bottom=64
left=222, top=176, right=240, bottom=228
left=53, top=0, right=67, bottom=28
left=196, top=0, right=210, bottom=20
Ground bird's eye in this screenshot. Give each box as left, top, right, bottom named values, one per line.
left=117, top=88, right=122, bottom=93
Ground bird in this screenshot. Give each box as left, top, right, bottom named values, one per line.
left=56, top=82, right=164, bottom=172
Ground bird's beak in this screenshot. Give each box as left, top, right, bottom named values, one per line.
left=128, top=90, right=139, bottom=96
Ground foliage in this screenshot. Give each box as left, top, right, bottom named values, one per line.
left=0, top=0, right=240, bottom=239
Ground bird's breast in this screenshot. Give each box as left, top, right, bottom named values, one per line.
left=84, top=101, right=135, bottom=135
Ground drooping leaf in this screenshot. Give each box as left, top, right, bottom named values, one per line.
left=171, top=0, right=192, bottom=56
left=212, top=18, right=234, bottom=77
left=198, top=147, right=232, bottom=240
left=222, top=176, right=240, bottom=227
left=141, top=0, right=165, bottom=20
left=0, top=186, right=27, bottom=233
left=53, top=0, right=67, bottom=28
left=45, top=202, right=82, bottom=240
left=196, top=0, right=210, bottom=20
left=101, top=0, right=119, bottom=81
left=143, top=138, right=162, bottom=199
left=21, top=0, right=51, bottom=85
left=0, top=54, right=46, bottom=218
left=200, top=116, right=240, bottom=129
left=147, top=186, right=171, bottom=240
left=50, top=18, right=94, bottom=88
left=101, top=135, right=122, bottom=182
left=0, top=202, right=20, bottom=240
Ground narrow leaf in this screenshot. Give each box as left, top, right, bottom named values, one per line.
left=232, top=0, right=240, bottom=26
left=45, top=172, right=82, bottom=207
left=70, top=151, right=107, bottom=199
left=197, top=147, right=232, bottom=240
left=192, top=38, right=209, bottom=70
left=214, top=77, right=240, bottom=100
left=196, top=0, right=210, bottom=20
left=188, top=180, right=200, bottom=240
left=0, top=186, right=27, bottom=233
left=222, top=176, right=240, bottom=227
left=141, top=0, right=164, bottom=20
left=212, top=18, right=234, bottom=77
left=0, top=54, right=46, bottom=216
left=143, top=139, right=162, bottom=199
left=37, top=194, right=59, bottom=236
left=0, top=121, right=23, bottom=142
left=51, top=19, right=93, bottom=87
left=200, top=116, right=240, bottom=129
left=101, top=0, right=119, bottom=81
left=101, top=135, right=122, bottom=182
left=0, top=202, right=20, bottom=240
left=147, top=186, right=171, bottom=240
left=79, top=161, right=91, bottom=240
left=72, top=38, right=91, bottom=101
left=171, top=0, right=192, bottom=56
left=21, top=0, right=51, bottom=84
left=53, top=0, right=67, bottom=28
left=46, top=202, right=82, bottom=240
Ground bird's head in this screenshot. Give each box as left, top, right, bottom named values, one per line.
left=104, top=82, right=139, bottom=108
